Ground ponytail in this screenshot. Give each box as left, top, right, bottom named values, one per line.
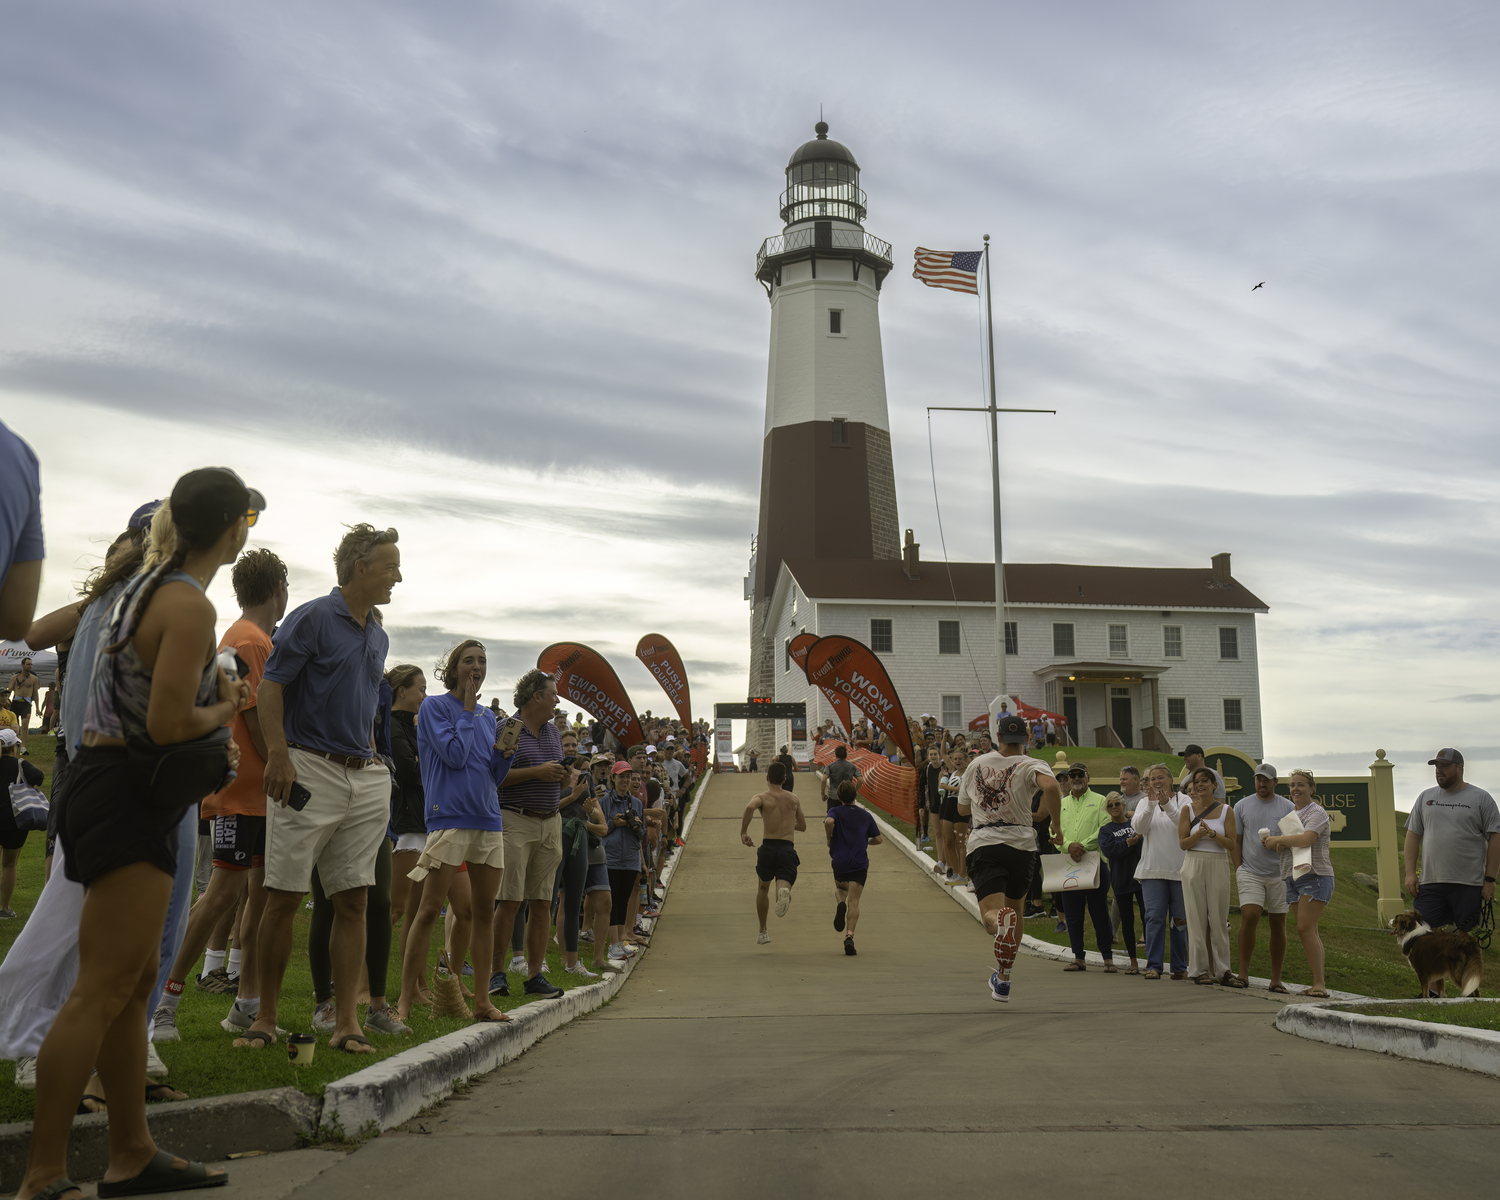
left=102, top=544, right=190, bottom=655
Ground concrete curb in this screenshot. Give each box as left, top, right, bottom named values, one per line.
left=858, top=803, right=1365, bottom=999
left=1275, top=998, right=1500, bottom=1076
left=319, top=771, right=711, bottom=1134
left=0, top=1087, right=319, bottom=1193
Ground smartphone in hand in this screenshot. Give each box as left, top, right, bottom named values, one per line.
left=287, top=782, right=313, bottom=812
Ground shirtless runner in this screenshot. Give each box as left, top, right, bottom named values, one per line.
left=8, top=658, right=40, bottom=747
left=740, top=762, right=807, bottom=944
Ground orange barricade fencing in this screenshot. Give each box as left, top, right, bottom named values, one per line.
left=812, top=741, right=917, bottom=826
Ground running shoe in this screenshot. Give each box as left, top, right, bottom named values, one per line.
left=775, top=888, right=791, bottom=918
left=487, top=972, right=509, bottom=996
left=843, top=935, right=856, bottom=956
left=145, top=1042, right=169, bottom=1080
left=833, top=901, right=847, bottom=932
left=596, top=960, right=625, bottom=974
left=1054, top=920, right=1068, bottom=933
left=366, top=1005, right=412, bottom=1035
left=990, top=972, right=1010, bottom=1003
left=220, top=1000, right=259, bottom=1033
left=195, top=968, right=238, bottom=995
left=524, top=974, right=564, bottom=999
left=756, top=930, right=771, bottom=945
left=563, top=962, right=599, bottom=979
left=14, top=1055, right=36, bottom=1090
left=0, top=908, right=16, bottom=919
left=608, top=943, right=637, bottom=960
left=508, top=954, right=528, bottom=975
left=151, top=1005, right=181, bottom=1043
left=579, top=929, right=595, bottom=943
left=311, top=997, right=338, bottom=1032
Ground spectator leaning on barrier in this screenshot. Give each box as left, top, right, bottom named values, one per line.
left=247, top=523, right=402, bottom=1056
left=1233, top=763, right=1295, bottom=992
left=1404, top=748, right=1500, bottom=936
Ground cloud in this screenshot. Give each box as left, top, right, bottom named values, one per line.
left=1442, top=694, right=1500, bottom=704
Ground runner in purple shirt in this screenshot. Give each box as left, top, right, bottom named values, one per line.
left=824, top=780, right=882, bottom=956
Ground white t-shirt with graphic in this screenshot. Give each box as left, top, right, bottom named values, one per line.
left=960, top=752, right=1054, bottom=852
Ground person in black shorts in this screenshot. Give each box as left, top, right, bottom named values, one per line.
left=959, top=714, right=1061, bottom=1004
left=775, top=746, right=797, bottom=790
left=0, top=728, right=44, bottom=917
left=940, top=752, right=972, bottom=887
left=825, top=780, right=882, bottom=955
left=741, top=762, right=806, bottom=944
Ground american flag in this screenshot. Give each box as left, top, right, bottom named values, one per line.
left=912, top=247, right=981, bottom=295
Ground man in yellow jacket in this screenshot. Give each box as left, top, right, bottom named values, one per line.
left=1055, top=762, right=1115, bottom=971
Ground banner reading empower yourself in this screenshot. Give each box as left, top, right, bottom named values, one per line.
left=789, top=632, right=853, bottom=736
left=803, top=635, right=916, bottom=766
left=538, top=643, right=645, bottom=750
left=635, top=634, right=692, bottom=730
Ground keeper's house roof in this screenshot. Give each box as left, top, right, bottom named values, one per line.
left=781, top=559, right=1269, bottom=612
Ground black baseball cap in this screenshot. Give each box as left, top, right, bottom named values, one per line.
left=1428, top=748, right=1464, bottom=766
left=170, top=468, right=265, bottom=542
left=995, top=714, right=1028, bottom=742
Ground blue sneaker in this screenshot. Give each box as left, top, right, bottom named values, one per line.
left=524, top=974, right=564, bottom=999
left=488, top=972, right=509, bottom=997
left=990, top=972, right=1010, bottom=1003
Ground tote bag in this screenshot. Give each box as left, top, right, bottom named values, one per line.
left=1042, top=849, right=1100, bottom=892
left=8, top=779, right=48, bottom=831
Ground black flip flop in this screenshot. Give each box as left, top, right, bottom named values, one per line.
left=146, top=1082, right=187, bottom=1102
left=30, top=1178, right=83, bottom=1200
left=232, top=1029, right=275, bottom=1049
left=332, top=1033, right=375, bottom=1054
left=76, top=1094, right=107, bottom=1115
left=96, top=1149, right=227, bottom=1196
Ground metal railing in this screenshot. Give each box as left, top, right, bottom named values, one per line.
left=780, top=183, right=867, bottom=226
left=756, top=227, right=893, bottom=276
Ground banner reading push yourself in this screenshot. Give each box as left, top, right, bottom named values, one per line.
left=789, top=632, right=853, bottom=736
left=537, top=643, right=645, bottom=750
left=635, top=634, right=692, bottom=730
left=802, top=635, right=916, bottom=765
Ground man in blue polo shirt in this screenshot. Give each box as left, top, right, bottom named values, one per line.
left=243, top=524, right=401, bottom=1056
left=0, top=420, right=43, bottom=642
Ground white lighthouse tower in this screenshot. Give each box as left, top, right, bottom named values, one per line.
left=747, top=121, right=898, bottom=738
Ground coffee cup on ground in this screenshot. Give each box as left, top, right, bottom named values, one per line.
left=288, top=1033, right=316, bottom=1065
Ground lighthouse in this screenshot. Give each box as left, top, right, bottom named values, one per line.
left=746, top=121, right=898, bottom=747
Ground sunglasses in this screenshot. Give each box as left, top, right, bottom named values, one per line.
left=1068, top=770, right=1087, bottom=778
left=245, top=509, right=260, bottom=528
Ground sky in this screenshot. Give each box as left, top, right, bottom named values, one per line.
left=3, top=1, right=1497, bottom=801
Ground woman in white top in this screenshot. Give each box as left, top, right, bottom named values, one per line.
left=1261, top=769, right=1333, bottom=998
left=1132, top=764, right=1189, bottom=979
left=1177, top=767, right=1241, bottom=985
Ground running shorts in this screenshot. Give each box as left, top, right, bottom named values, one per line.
left=940, top=793, right=970, bottom=826
left=755, top=838, right=800, bottom=885
left=212, top=813, right=266, bottom=871
left=833, top=868, right=868, bottom=886
left=966, top=843, right=1034, bottom=903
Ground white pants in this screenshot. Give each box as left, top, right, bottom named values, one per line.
left=1181, top=851, right=1231, bottom=980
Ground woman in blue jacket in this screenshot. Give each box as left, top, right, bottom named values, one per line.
left=1099, top=792, right=1144, bottom=974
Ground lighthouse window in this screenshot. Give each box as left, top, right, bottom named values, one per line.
left=829, top=309, right=842, bottom=334
left=870, top=619, right=893, bottom=653
left=830, top=418, right=848, bottom=446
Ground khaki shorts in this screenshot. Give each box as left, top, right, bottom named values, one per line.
left=1236, top=867, right=1289, bottom=915
left=407, top=827, right=505, bottom=881
left=498, top=810, right=563, bottom=902
left=263, top=748, right=389, bottom=896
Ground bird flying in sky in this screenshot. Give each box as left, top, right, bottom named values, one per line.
left=1252, top=282, right=1265, bottom=290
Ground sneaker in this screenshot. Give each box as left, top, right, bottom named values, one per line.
left=508, top=955, right=528, bottom=975
left=524, top=974, right=564, bottom=999
left=1054, top=920, right=1068, bottom=933
left=596, top=959, right=625, bottom=973
left=145, top=1041, right=169, bottom=1080
left=14, top=1055, right=36, bottom=1089
left=366, top=1004, right=412, bottom=1035
left=775, top=888, right=791, bottom=918
left=311, top=998, right=338, bottom=1032
left=965, top=882, right=975, bottom=893
left=833, top=901, right=847, bottom=932
left=757, top=930, right=771, bottom=945
left=990, top=972, right=1010, bottom=1003
left=461, top=962, right=474, bottom=977
left=608, top=943, right=636, bottom=961
left=0, top=908, right=16, bottom=919
left=488, top=973, right=510, bottom=996
left=195, top=968, right=238, bottom=995
left=563, top=962, right=599, bottom=979
left=151, top=1005, right=181, bottom=1043
left=579, top=929, right=595, bottom=944
left=221, top=999, right=255, bottom=1032
left=843, top=935, right=856, bottom=956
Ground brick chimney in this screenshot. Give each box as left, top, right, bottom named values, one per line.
left=1211, top=552, right=1231, bottom=586
left=902, top=529, right=920, bottom=579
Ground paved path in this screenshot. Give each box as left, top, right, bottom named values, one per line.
left=207, top=773, right=1500, bottom=1198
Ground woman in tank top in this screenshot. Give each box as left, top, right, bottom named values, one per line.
left=18, top=467, right=258, bottom=1200
left=1177, top=766, right=1241, bottom=986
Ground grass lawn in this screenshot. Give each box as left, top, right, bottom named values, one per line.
left=0, top=739, right=704, bottom=1123
left=1343, top=1000, right=1500, bottom=1031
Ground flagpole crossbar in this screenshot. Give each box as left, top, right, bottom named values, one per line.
left=925, top=406, right=1056, bottom=414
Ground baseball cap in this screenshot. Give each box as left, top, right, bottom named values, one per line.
left=996, top=714, right=1028, bottom=742
left=129, top=500, right=163, bottom=531
left=610, top=761, right=634, bottom=775
left=665, top=734, right=676, bottom=742
left=1428, top=748, right=1464, bottom=766
left=1070, top=761, right=1088, bottom=772
left=1254, top=763, right=1277, bottom=780
left=0, top=728, right=19, bottom=747
left=590, top=754, right=612, bottom=767
left=170, top=468, right=265, bottom=542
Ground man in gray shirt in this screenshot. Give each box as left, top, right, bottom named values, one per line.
left=821, top=744, right=861, bottom=812
left=1405, top=748, right=1500, bottom=934
left=1233, top=763, right=1295, bottom=990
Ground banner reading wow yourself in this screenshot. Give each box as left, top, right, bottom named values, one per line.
left=803, top=635, right=916, bottom=765
left=538, top=643, right=645, bottom=749
left=789, top=632, right=852, bottom=736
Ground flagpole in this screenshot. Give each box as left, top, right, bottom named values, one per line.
left=983, top=235, right=1006, bottom=717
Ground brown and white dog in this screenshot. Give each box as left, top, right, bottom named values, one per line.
left=1389, top=910, right=1483, bottom=998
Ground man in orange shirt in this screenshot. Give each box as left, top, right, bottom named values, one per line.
left=153, top=548, right=288, bottom=1042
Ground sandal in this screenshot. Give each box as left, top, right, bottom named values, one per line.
left=1062, top=961, right=1087, bottom=972
left=29, top=1179, right=83, bottom=1200
left=1267, top=982, right=1290, bottom=994
left=1102, top=963, right=1118, bottom=974
left=1124, top=966, right=1141, bottom=975
left=1143, top=969, right=1162, bottom=979
left=96, top=1149, right=227, bottom=1197
left=1169, top=972, right=1187, bottom=980
left=1223, top=976, right=1249, bottom=989
left=332, top=1033, right=376, bottom=1054
left=1303, top=988, right=1330, bottom=998
left=145, top=1082, right=188, bottom=1102
left=76, top=1094, right=107, bottom=1115
left=1193, top=974, right=1215, bottom=985
left=232, top=1029, right=275, bottom=1049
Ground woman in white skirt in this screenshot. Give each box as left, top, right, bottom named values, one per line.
left=1177, top=766, right=1240, bottom=985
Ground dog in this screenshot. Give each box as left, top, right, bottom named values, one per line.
left=1388, top=909, right=1483, bottom=998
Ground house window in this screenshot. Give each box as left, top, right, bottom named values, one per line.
left=1163, top=625, right=1182, bottom=658
left=870, top=618, right=893, bottom=653
left=831, top=418, right=848, bottom=446
left=1108, top=624, right=1128, bottom=657
left=1044, top=681, right=1057, bottom=712
left=1223, top=698, right=1243, bottom=732
left=1219, top=627, right=1239, bottom=660
left=937, top=620, right=960, bottom=655
left=829, top=309, right=842, bottom=334
left=1052, top=623, right=1075, bottom=657
left=1004, top=620, right=1018, bottom=655
left=1111, top=686, right=1129, bottom=697
left=784, top=638, right=792, bottom=673
left=941, top=694, right=963, bottom=728
left=1167, top=698, right=1187, bottom=730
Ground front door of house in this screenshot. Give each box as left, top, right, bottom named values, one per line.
left=1110, top=691, right=1133, bottom=749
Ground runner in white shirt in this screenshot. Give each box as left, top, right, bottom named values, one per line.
left=958, top=714, right=1062, bottom=1003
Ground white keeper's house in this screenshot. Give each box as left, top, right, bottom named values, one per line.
left=764, top=541, right=1269, bottom=758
